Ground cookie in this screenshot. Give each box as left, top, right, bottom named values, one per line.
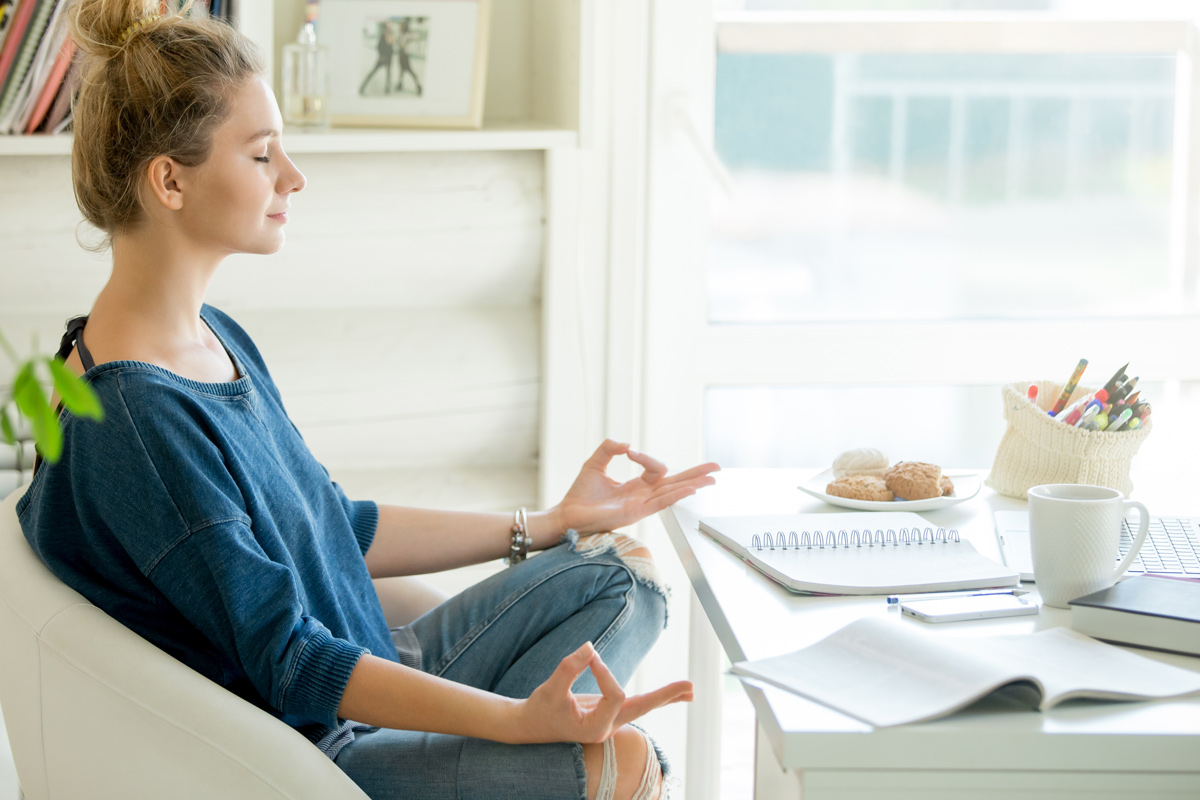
left=831, top=447, right=889, bottom=479
left=940, top=475, right=954, bottom=496
left=884, top=461, right=943, bottom=501
left=826, top=475, right=894, bottom=502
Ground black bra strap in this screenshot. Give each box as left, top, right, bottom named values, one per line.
left=58, top=315, right=96, bottom=371
left=35, top=316, right=94, bottom=479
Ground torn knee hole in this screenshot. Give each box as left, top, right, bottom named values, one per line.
left=576, top=532, right=662, bottom=587
left=596, top=729, right=664, bottom=800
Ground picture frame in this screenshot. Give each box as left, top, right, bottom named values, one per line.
left=319, top=0, right=492, bottom=129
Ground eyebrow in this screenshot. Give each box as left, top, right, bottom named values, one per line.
left=245, top=128, right=279, bottom=144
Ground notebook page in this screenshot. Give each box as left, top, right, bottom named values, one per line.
left=751, top=540, right=1017, bottom=594
left=699, top=512, right=1018, bottom=593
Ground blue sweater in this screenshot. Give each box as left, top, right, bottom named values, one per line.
left=17, top=305, right=399, bottom=748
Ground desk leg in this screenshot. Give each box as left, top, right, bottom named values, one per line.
left=685, top=593, right=723, bottom=800
left=754, top=722, right=801, bottom=800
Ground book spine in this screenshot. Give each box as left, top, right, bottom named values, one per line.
left=23, top=34, right=70, bottom=132
left=0, top=0, right=57, bottom=122
left=13, top=0, right=67, bottom=132
left=0, top=0, right=39, bottom=91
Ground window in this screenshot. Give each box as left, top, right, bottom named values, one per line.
left=688, top=2, right=1200, bottom=471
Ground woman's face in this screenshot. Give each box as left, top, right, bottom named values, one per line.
left=178, top=77, right=305, bottom=256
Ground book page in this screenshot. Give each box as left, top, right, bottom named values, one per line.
left=732, top=618, right=1200, bottom=727
left=981, top=628, right=1200, bottom=708
left=731, top=617, right=1031, bottom=727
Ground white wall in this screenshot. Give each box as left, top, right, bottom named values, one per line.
left=0, top=150, right=544, bottom=475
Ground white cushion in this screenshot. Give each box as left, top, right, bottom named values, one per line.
left=0, top=487, right=370, bottom=799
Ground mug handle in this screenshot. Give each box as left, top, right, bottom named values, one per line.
left=1110, top=500, right=1151, bottom=581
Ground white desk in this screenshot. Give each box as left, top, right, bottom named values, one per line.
left=660, top=469, right=1200, bottom=800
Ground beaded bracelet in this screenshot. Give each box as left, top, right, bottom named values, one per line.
left=504, top=507, right=531, bottom=566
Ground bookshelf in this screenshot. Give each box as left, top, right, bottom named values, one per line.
left=0, top=0, right=590, bottom=152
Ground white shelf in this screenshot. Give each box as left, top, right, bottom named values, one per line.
left=280, top=121, right=577, bottom=153
left=0, top=120, right=577, bottom=156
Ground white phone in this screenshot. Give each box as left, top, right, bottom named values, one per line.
left=900, top=593, right=1040, bottom=623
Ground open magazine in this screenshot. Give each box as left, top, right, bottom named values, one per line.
left=731, top=617, right=1200, bottom=727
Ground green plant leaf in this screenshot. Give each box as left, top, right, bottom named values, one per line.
left=48, top=358, right=104, bottom=421
left=12, top=362, right=62, bottom=463
left=0, top=405, right=14, bottom=445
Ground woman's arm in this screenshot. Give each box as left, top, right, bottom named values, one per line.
left=363, top=440, right=719, bottom=579
left=362, top=504, right=566, bottom=578
left=338, top=644, right=693, bottom=745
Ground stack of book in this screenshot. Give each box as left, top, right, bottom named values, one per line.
left=0, top=0, right=235, bottom=136
left=1069, top=574, right=1200, bottom=657
left=0, top=0, right=76, bottom=135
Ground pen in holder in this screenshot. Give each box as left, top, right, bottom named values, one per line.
left=986, top=381, right=1152, bottom=499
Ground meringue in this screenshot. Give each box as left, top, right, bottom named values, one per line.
left=831, top=447, right=890, bottom=479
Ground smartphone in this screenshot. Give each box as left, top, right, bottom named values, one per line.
left=900, top=593, right=1040, bottom=623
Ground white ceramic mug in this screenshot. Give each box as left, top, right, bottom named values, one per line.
left=1027, top=484, right=1150, bottom=608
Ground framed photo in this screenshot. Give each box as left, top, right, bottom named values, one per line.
left=319, top=0, right=492, bottom=129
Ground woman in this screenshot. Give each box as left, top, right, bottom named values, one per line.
left=18, top=3, right=719, bottom=799
left=358, top=20, right=395, bottom=96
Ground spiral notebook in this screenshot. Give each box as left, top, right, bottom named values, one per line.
left=699, top=512, right=1019, bottom=595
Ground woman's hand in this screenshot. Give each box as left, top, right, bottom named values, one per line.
left=551, top=439, right=720, bottom=537
left=508, top=642, right=693, bottom=745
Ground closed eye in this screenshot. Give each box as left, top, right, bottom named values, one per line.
left=255, top=155, right=270, bottom=163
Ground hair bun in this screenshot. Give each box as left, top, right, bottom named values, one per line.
left=70, top=0, right=166, bottom=55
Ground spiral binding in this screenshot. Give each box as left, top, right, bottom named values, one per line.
left=748, top=527, right=961, bottom=550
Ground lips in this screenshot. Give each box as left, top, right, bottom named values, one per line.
left=267, top=210, right=289, bottom=222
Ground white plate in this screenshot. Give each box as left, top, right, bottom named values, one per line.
left=798, top=469, right=982, bottom=512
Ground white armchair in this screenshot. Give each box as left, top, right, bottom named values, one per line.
left=0, top=486, right=445, bottom=800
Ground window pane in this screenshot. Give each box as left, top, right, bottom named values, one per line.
left=711, top=53, right=1183, bottom=323
left=704, top=380, right=1189, bottom=471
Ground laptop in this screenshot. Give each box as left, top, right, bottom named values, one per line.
left=994, top=511, right=1200, bottom=582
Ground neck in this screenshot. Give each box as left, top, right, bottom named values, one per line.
left=91, top=229, right=223, bottom=343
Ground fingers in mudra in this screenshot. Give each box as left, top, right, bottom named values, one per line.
left=528, top=642, right=692, bottom=745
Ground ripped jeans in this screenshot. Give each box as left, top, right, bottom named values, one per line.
left=332, top=531, right=672, bottom=800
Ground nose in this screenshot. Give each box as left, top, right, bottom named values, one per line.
left=280, top=152, right=306, bottom=194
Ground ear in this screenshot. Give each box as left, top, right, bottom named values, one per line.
left=144, top=155, right=186, bottom=212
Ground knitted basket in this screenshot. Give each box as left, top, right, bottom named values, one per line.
left=985, top=381, right=1152, bottom=499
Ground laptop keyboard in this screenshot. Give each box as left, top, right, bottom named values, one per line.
left=1120, top=517, right=1200, bottom=575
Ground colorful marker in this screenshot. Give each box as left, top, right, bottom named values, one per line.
left=1075, top=405, right=1100, bottom=428
left=1050, top=359, right=1088, bottom=416
left=1095, top=413, right=1109, bottom=431
left=1109, top=408, right=1134, bottom=432
left=1128, top=417, right=1142, bottom=430
left=1058, top=391, right=1096, bottom=423
left=1027, top=384, right=1039, bottom=403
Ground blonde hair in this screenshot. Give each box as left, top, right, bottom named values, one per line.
left=69, top=0, right=264, bottom=248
